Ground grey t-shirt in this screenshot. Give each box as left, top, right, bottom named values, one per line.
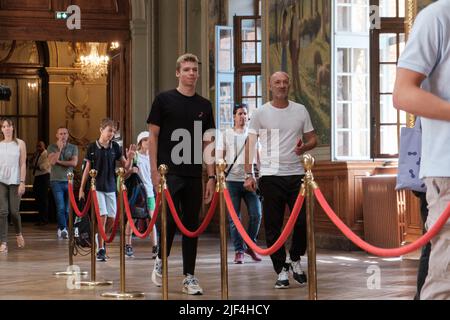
left=48, top=143, right=78, bottom=181
left=248, top=100, right=314, bottom=176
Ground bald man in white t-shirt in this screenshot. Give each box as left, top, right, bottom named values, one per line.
left=244, top=71, right=317, bottom=289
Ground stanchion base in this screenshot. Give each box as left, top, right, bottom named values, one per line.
left=101, top=291, right=145, bottom=299
left=76, top=280, right=113, bottom=287
left=53, top=271, right=89, bottom=276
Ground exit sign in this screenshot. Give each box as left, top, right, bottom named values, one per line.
left=55, top=11, right=69, bottom=19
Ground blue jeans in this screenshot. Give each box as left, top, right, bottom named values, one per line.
left=51, top=181, right=69, bottom=230
left=226, top=181, right=262, bottom=252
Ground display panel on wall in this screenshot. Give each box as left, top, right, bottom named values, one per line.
left=268, top=0, right=331, bottom=145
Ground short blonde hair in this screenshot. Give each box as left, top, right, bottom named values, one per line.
left=176, top=53, right=199, bottom=71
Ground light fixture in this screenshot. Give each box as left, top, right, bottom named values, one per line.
left=80, top=42, right=109, bottom=80
left=109, top=42, right=120, bottom=50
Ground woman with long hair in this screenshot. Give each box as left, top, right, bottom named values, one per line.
left=0, top=118, right=27, bottom=253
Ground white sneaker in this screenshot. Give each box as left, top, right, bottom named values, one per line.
left=182, top=274, right=203, bottom=295
left=151, top=257, right=162, bottom=287
left=56, top=229, right=62, bottom=239
left=274, top=267, right=290, bottom=289
left=61, top=229, right=69, bottom=239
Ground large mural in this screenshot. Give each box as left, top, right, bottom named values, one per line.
left=268, top=0, right=331, bottom=146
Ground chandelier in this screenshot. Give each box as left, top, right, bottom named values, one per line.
left=80, top=43, right=109, bottom=80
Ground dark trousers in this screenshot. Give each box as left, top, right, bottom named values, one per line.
left=259, top=175, right=306, bottom=274
left=413, top=191, right=431, bottom=300
left=157, top=175, right=203, bottom=276
left=33, top=173, right=50, bottom=223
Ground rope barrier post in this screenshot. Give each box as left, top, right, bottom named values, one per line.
left=102, top=168, right=144, bottom=299
left=77, top=169, right=113, bottom=287
left=217, top=159, right=229, bottom=300
left=53, top=173, right=88, bottom=276
left=302, top=154, right=318, bottom=300
left=159, top=164, right=169, bottom=300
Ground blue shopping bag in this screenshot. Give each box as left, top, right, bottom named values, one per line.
left=396, top=117, right=426, bottom=192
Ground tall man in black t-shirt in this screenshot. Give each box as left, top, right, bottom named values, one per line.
left=147, top=53, right=216, bottom=295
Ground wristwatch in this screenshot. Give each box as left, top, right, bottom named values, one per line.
left=245, top=172, right=254, bottom=180
left=208, top=175, right=217, bottom=180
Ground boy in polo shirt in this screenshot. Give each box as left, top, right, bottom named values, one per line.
left=79, top=118, right=136, bottom=261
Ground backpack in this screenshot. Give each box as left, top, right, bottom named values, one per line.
left=73, top=193, right=92, bottom=248
left=124, top=172, right=150, bottom=219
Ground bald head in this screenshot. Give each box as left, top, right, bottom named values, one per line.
left=270, top=71, right=290, bottom=85
left=269, top=71, right=290, bottom=103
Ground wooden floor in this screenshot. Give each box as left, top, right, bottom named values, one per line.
left=0, top=223, right=420, bottom=300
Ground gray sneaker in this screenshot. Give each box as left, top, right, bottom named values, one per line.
left=61, top=229, right=69, bottom=239
left=182, top=274, right=203, bottom=295
left=151, top=257, right=162, bottom=287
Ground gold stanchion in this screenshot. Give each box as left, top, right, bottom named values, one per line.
left=77, top=169, right=113, bottom=287
left=54, top=173, right=88, bottom=276
left=102, top=168, right=144, bottom=298
left=302, top=154, right=318, bottom=300
left=216, top=159, right=228, bottom=300
left=159, top=165, right=169, bottom=300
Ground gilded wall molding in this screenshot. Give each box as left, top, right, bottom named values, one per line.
left=405, top=0, right=418, bottom=128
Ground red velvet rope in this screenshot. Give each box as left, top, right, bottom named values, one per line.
left=123, top=190, right=161, bottom=239
left=314, top=188, right=450, bottom=257
left=224, top=188, right=304, bottom=256
left=164, top=189, right=219, bottom=238
left=92, top=190, right=121, bottom=243
left=68, top=182, right=92, bottom=217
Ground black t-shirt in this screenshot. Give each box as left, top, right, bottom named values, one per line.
left=147, top=89, right=215, bottom=177
left=85, top=140, right=122, bottom=192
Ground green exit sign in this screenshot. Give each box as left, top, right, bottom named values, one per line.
left=55, top=11, right=69, bottom=19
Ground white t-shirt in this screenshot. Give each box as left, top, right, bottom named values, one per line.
left=217, top=128, right=257, bottom=182
left=397, top=0, right=450, bottom=178
left=136, top=152, right=154, bottom=197
left=248, top=101, right=314, bottom=176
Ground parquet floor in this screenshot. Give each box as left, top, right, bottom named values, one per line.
left=0, top=223, right=419, bottom=300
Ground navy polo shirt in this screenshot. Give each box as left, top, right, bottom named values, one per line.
left=85, top=140, right=122, bottom=192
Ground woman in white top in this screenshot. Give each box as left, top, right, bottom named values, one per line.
left=125, top=131, right=157, bottom=258
left=0, top=118, right=27, bottom=253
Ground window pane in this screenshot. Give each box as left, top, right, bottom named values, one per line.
left=353, top=48, right=367, bottom=73
left=380, top=125, right=398, bottom=154
left=337, top=131, right=350, bottom=157
left=242, top=42, right=256, bottom=64
left=379, top=0, right=396, bottom=17
left=379, top=33, right=397, bottom=63
left=256, top=42, right=262, bottom=63
left=398, top=0, right=405, bottom=17
left=337, top=103, right=350, bottom=129
left=256, top=19, right=261, bottom=41
left=242, top=19, right=256, bottom=41
left=242, top=75, right=256, bottom=97
left=400, top=110, right=407, bottom=124
left=399, top=33, right=406, bottom=56
left=379, top=64, right=396, bottom=93
left=337, top=6, right=351, bottom=32
left=219, top=82, right=232, bottom=102
left=352, top=5, right=368, bottom=33
left=243, top=98, right=257, bottom=119
left=337, top=76, right=351, bottom=101
left=219, top=103, right=232, bottom=125
left=257, top=75, right=262, bottom=96
left=380, top=94, right=396, bottom=123
left=0, top=78, right=17, bottom=115
left=352, top=75, right=367, bottom=101
left=337, top=48, right=351, bottom=73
